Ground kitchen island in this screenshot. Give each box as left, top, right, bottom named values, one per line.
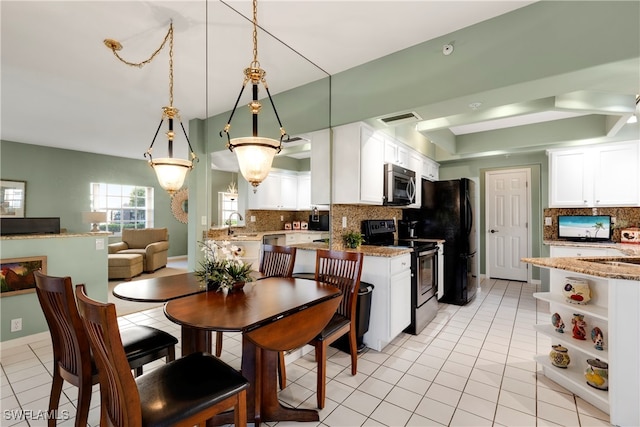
left=523, top=255, right=640, bottom=426
left=293, top=245, right=412, bottom=352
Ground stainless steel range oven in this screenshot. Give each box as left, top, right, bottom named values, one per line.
left=362, top=219, right=438, bottom=335
left=410, top=243, right=438, bottom=334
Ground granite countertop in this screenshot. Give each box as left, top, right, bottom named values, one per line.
left=293, top=242, right=412, bottom=258
left=1, top=232, right=111, bottom=240
left=522, top=256, right=640, bottom=281
left=544, top=239, right=640, bottom=256
left=207, top=229, right=328, bottom=242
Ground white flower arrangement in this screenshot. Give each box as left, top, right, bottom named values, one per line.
left=195, top=240, right=254, bottom=291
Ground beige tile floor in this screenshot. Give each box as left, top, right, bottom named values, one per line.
left=1, top=277, right=611, bottom=426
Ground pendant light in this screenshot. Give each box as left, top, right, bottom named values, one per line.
left=221, top=0, right=289, bottom=192
left=104, top=22, right=198, bottom=194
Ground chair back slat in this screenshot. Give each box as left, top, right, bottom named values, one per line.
left=314, top=249, right=363, bottom=319
left=260, top=244, right=297, bottom=278
left=75, top=285, right=142, bottom=427
left=34, top=271, right=92, bottom=380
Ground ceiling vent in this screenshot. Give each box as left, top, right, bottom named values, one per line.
left=377, top=111, right=422, bottom=126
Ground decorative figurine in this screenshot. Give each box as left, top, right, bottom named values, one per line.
left=572, top=313, right=587, bottom=340
left=551, top=312, right=565, bottom=333
left=562, top=277, right=591, bottom=304
left=591, top=327, right=604, bottom=351
left=585, top=358, right=608, bottom=390
left=549, top=344, right=571, bottom=368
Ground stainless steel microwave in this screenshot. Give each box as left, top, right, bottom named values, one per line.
left=383, top=163, right=416, bottom=206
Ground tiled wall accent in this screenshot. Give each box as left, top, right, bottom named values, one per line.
left=330, top=204, right=403, bottom=250
left=206, top=204, right=406, bottom=248
left=543, top=207, right=640, bottom=241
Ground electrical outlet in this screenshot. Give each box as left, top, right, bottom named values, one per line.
left=11, top=318, right=22, bottom=332
left=201, top=216, right=207, bottom=226
left=95, top=238, right=104, bottom=250
left=611, top=217, right=616, bottom=224
left=280, top=215, right=284, bottom=221
left=250, top=216, right=256, bottom=222
left=342, top=216, right=347, bottom=228
left=544, top=217, right=552, bottom=226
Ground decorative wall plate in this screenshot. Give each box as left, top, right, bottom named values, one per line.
left=171, top=188, right=188, bottom=224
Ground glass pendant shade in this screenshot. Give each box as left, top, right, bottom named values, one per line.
left=150, top=158, right=193, bottom=194
left=230, top=137, right=280, bottom=190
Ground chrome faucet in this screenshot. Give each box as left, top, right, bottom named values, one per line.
left=227, top=211, right=244, bottom=235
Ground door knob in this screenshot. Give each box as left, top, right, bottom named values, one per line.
left=489, top=229, right=498, bottom=233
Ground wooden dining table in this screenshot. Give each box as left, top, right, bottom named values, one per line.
left=112, top=272, right=342, bottom=425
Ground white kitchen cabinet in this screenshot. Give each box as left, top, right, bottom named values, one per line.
left=247, top=171, right=298, bottom=210
left=292, top=248, right=412, bottom=352
left=363, top=253, right=412, bottom=351
left=333, top=122, right=384, bottom=205
left=310, top=128, right=331, bottom=206
left=550, top=245, right=624, bottom=258
left=422, top=156, right=440, bottom=181
left=296, top=172, right=311, bottom=210
left=384, top=136, right=409, bottom=167
left=285, top=231, right=329, bottom=245
left=549, top=141, right=640, bottom=207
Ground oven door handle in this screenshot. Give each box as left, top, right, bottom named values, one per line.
left=417, top=248, right=439, bottom=257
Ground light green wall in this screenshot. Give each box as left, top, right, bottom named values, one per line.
left=0, top=235, right=108, bottom=342
left=439, top=152, right=548, bottom=281
left=0, top=140, right=188, bottom=256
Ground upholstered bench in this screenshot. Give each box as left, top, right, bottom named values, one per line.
left=108, top=253, right=143, bottom=280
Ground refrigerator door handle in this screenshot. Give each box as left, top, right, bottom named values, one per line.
left=465, top=191, right=473, bottom=235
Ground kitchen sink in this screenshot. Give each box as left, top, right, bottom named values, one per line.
left=231, top=233, right=258, bottom=238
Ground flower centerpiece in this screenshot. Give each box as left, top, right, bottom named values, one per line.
left=195, top=240, right=254, bottom=292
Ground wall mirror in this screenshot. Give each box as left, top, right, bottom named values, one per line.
left=202, top=2, right=331, bottom=231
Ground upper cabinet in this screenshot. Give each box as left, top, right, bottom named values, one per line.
left=549, top=141, right=640, bottom=207
left=247, top=171, right=299, bottom=210
left=422, top=156, right=439, bottom=182
left=384, top=136, right=409, bottom=167
left=333, top=122, right=384, bottom=204
left=309, top=128, right=331, bottom=206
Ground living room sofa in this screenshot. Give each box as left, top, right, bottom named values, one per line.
left=108, top=228, right=169, bottom=273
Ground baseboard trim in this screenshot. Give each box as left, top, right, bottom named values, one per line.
left=1, top=331, right=50, bottom=350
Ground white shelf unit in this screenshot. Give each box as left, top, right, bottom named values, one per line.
left=533, top=271, right=610, bottom=415
left=534, top=355, right=609, bottom=413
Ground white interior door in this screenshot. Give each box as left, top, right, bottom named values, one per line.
left=486, top=168, right=530, bottom=281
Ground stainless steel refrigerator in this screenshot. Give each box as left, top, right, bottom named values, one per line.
left=419, top=178, right=478, bottom=305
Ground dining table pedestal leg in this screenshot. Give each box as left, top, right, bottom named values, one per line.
left=181, top=325, right=212, bottom=355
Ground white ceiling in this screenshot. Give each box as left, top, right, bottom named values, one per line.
left=1, top=0, right=538, bottom=161
left=2, top=1, right=638, bottom=165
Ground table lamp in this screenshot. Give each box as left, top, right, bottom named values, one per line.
left=82, top=211, right=107, bottom=232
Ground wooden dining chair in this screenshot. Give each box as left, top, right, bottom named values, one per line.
left=34, top=271, right=178, bottom=427
left=280, top=249, right=364, bottom=408
left=214, top=244, right=297, bottom=358
left=75, top=284, right=249, bottom=427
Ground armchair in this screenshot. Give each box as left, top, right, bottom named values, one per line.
left=108, top=228, right=169, bottom=272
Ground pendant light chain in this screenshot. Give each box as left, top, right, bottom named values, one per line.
left=251, top=0, right=259, bottom=69
left=105, top=23, right=173, bottom=70
left=168, top=23, right=174, bottom=107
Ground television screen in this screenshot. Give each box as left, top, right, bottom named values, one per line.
left=557, top=215, right=611, bottom=242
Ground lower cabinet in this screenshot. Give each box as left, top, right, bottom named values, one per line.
left=363, top=253, right=412, bottom=351
left=292, top=250, right=412, bottom=352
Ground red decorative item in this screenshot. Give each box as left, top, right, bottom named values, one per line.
left=571, top=313, right=587, bottom=340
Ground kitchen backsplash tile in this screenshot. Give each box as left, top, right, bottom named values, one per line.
left=543, top=207, right=640, bottom=242
left=330, top=204, right=403, bottom=250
